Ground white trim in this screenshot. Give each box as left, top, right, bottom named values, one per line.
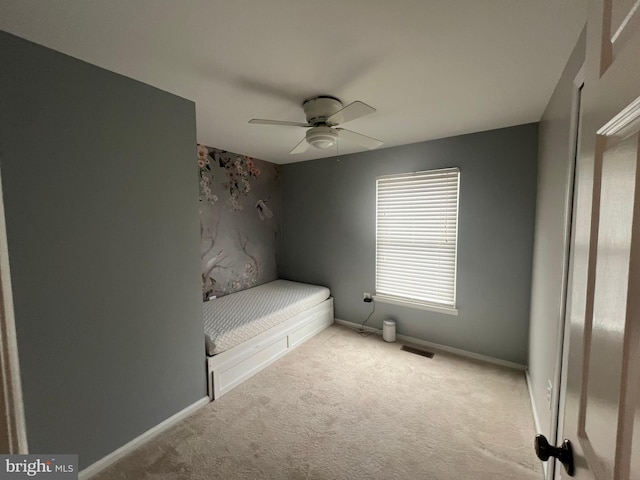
left=596, top=94, right=640, bottom=138
left=334, top=318, right=525, bottom=370
left=372, top=295, right=458, bottom=316
left=334, top=318, right=384, bottom=336
left=573, top=64, right=585, bottom=88
left=526, top=370, right=543, bottom=434
left=548, top=64, right=586, bottom=480
left=526, top=370, right=547, bottom=479
left=79, top=396, right=209, bottom=479
left=0, top=167, right=28, bottom=454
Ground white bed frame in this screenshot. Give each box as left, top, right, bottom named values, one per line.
left=207, top=297, right=334, bottom=400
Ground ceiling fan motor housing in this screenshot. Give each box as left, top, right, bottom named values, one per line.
left=302, top=96, right=343, bottom=125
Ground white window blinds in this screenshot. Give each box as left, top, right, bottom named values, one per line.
left=375, top=168, right=460, bottom=309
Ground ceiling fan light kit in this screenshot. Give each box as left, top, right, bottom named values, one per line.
left=249, top=95, right=383, bottom=154
left=306, top=126, right=338, bottom=149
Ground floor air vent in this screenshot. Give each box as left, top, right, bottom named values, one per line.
left=401, top=345, right=435, bottom=358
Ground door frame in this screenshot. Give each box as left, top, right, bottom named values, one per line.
left=0, top=167, right=28, bottom=454
left=548, top=64, right=585, bottom=480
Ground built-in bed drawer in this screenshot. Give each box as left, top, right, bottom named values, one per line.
left=217, top=336, right=288, bottom=397
left=288, top=302, right=333, bottom=348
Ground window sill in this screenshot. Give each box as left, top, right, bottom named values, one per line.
left=372, top=295, right=458, bottom=316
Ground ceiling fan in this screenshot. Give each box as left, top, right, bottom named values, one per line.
left=249, top=96, right=383, bottom=154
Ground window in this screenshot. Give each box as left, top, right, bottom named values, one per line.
left=375, top=167, right=460, bottom=313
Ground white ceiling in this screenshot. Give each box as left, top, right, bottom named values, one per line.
left=0, top=0, right=587, bottom=164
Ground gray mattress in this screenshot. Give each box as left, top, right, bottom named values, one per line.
left=203, top=279, right=331, bottom=355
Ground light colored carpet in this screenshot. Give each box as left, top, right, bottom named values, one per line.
left=94, top=324, right=542, bottom=479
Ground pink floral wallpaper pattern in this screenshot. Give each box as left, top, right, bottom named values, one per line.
left=198, top=145, right=280, bottom=300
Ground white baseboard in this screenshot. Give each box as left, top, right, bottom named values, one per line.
left=79, top=396, right=209, bottom=479
left=525, top=370, right=543, bottom=434
left=334, top=318, right=526, bottom=371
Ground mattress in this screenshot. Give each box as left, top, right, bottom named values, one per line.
left=203, top=279, right=331, bottom=355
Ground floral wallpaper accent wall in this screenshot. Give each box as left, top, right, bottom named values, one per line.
left=198, top=145, right=280, bottom=300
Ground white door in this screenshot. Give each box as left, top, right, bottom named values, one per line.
left=0, top=169, right=27, bottom=454
left=553, top=0, right=640, bottom=478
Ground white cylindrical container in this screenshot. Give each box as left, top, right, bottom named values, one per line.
left=383, top=319, right=396, bottom=342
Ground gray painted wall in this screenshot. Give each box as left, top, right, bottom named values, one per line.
left=528, top=29, right=585, bottom=442
left=280, top=124, right=538, bottom=364
left=0, top=31, right=205, bottom=468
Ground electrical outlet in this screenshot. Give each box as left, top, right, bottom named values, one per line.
left=363, top=292, right=372, bottom=301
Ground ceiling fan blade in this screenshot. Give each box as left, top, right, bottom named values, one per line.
left=249, top=119, right=311, bottom=127
left=327, top=101, right=376, bottom=125
left=336, top=128, right=383, bottom=150
left=289, top=136, right=310, bottom=154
